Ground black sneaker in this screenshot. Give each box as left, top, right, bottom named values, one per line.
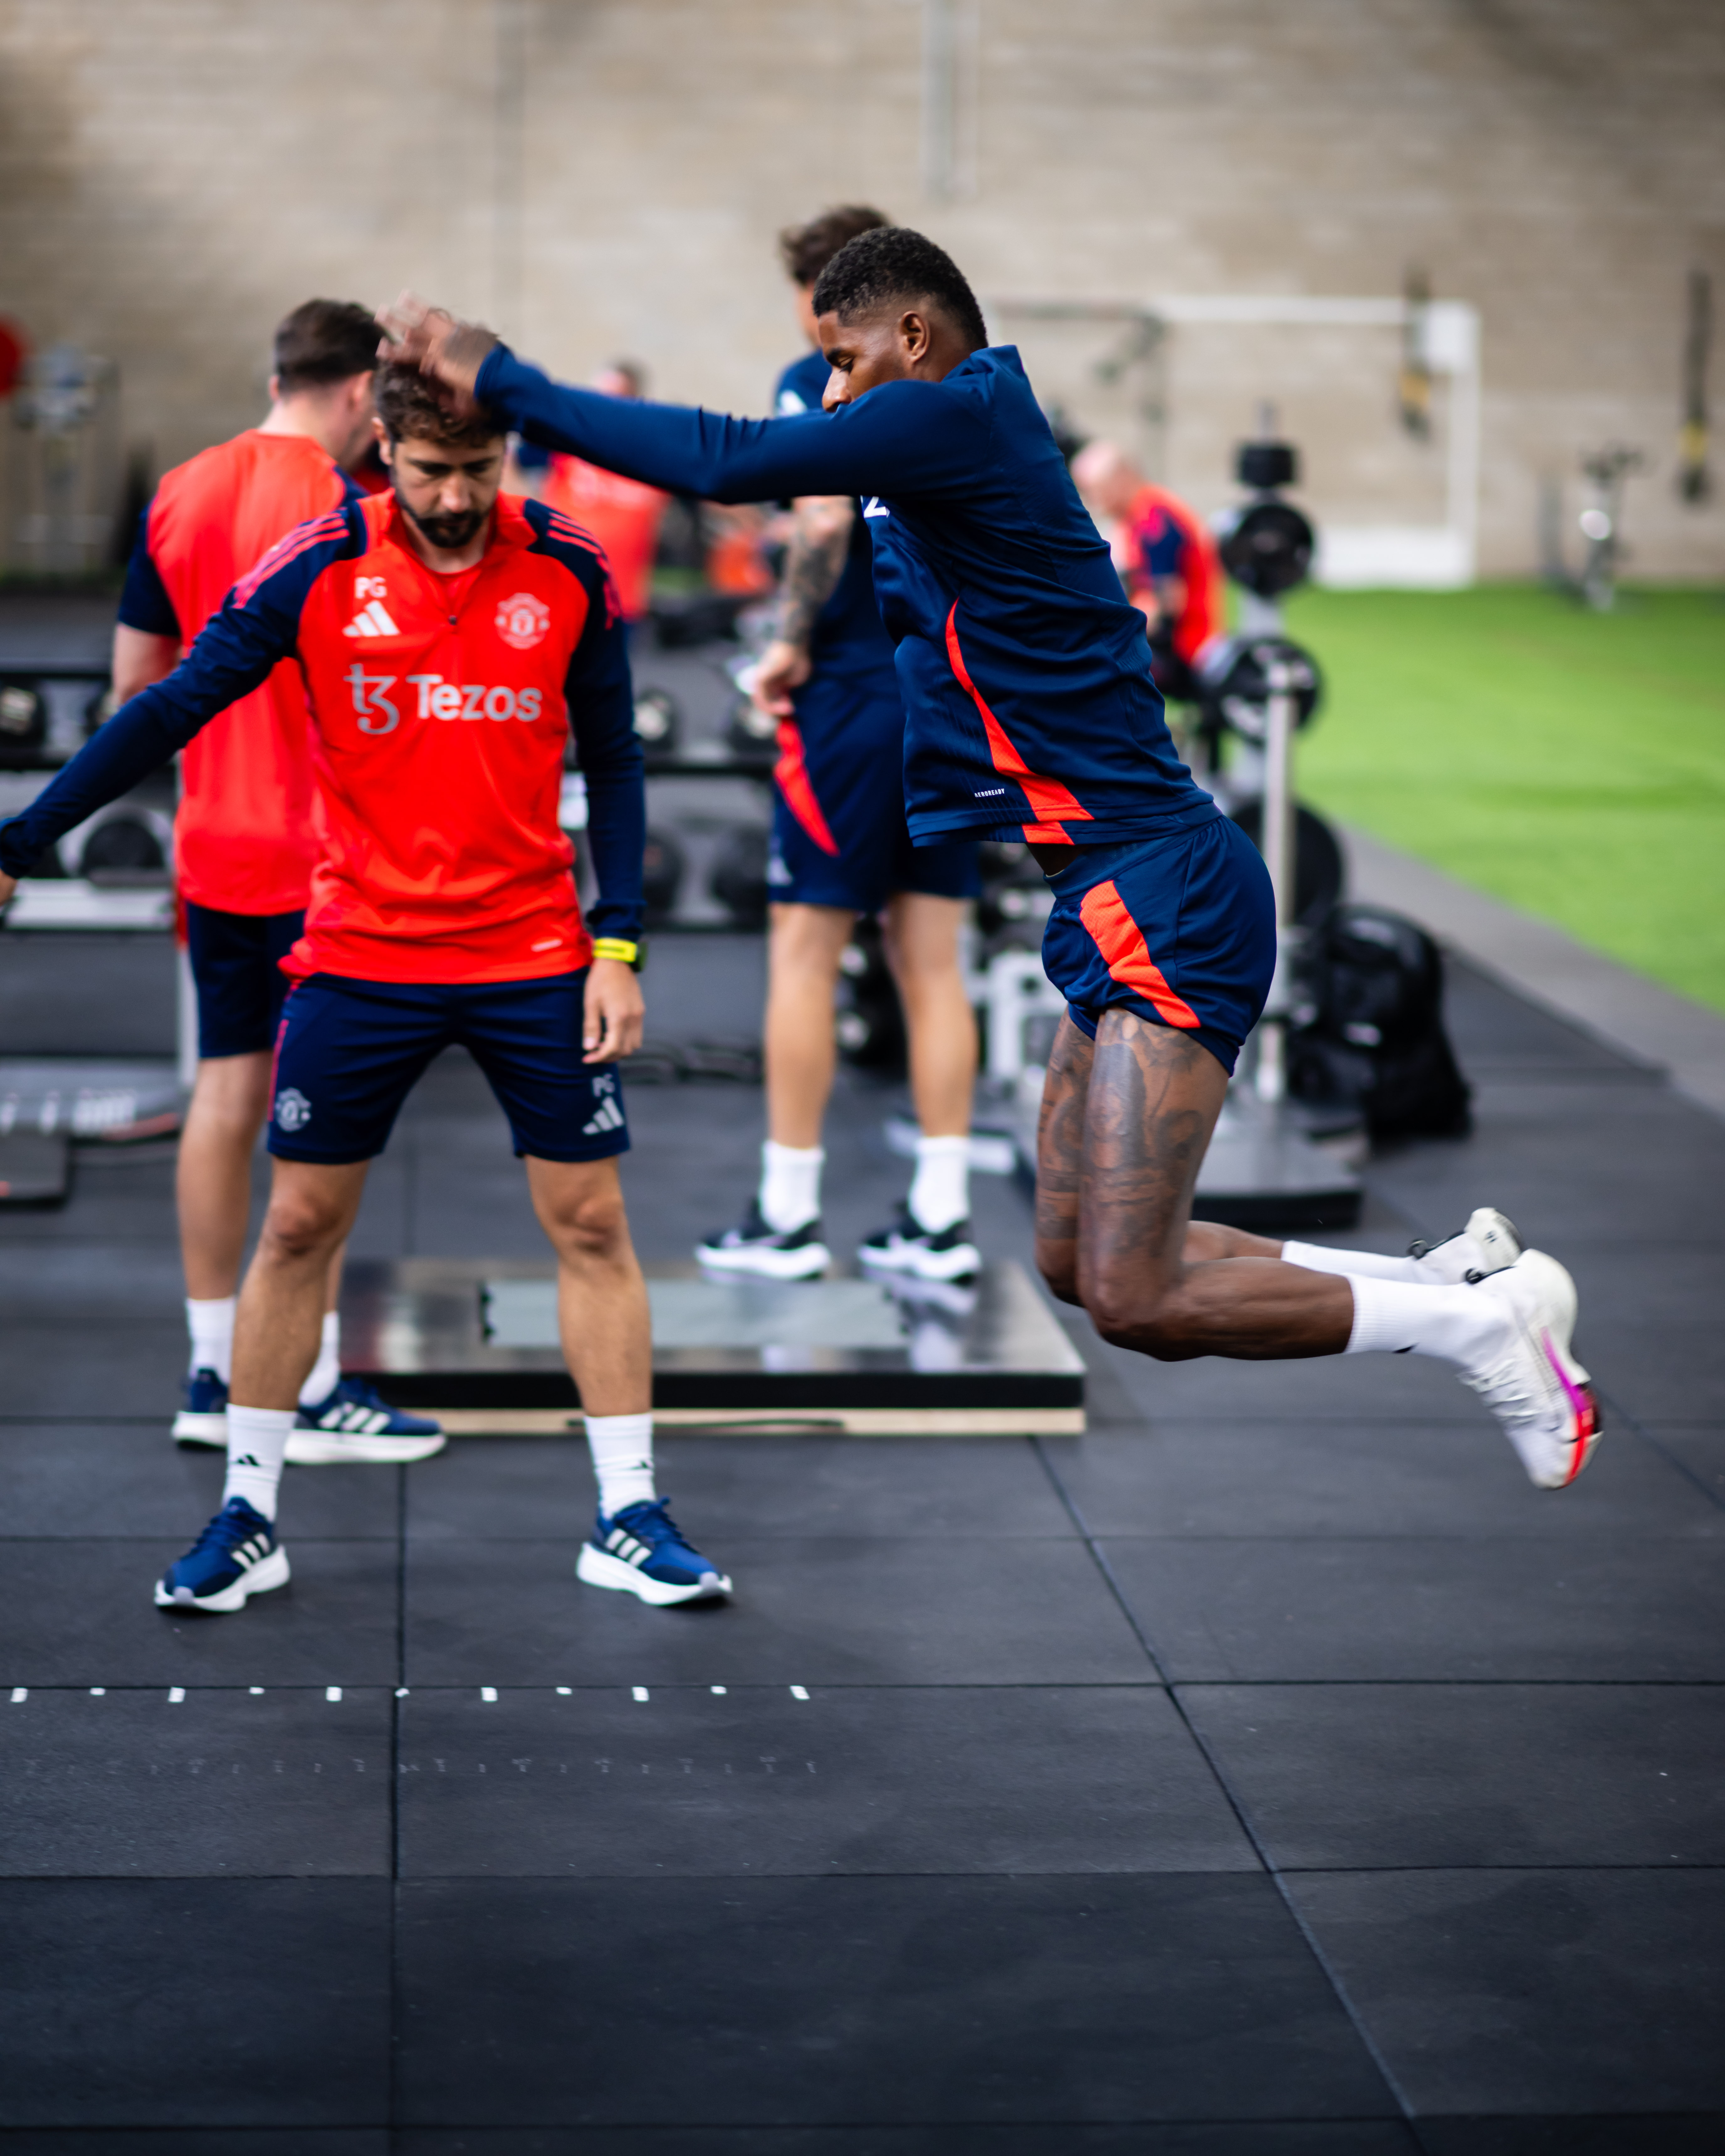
left=858, top=1204, right=981, bottom=1284
left=696, top=1200, right=830, bottom=1279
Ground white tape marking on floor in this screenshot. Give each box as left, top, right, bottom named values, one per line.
left=90, top=1688, right=105, bottom=1697
left=168, top=1688, right=185, bottom=1703
left=249, top=1686, right=265, bottom=1695
left=556, top=1686, right=571, bottom=1695
left=632, top=1686, right=649, bottom=1702
left=326, top=1686, right=342, bottom=1703
left=481, top=1687, right=498, bottom=1703
left=396, top=1687, right=409, bottom=1698
left=790, top=1686, right=810, bottom=1700
left=10, top=1688, right=25, bottom=1704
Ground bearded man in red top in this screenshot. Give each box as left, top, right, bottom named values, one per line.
left=1, top=363, right=731, bottom=1617
left=114, top=300, right=427, bottom=1458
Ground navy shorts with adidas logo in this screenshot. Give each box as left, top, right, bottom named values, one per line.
left=267, top=970, right=630, bottom=1166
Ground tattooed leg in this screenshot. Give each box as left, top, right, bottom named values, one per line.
left=1033, top=1014, right=1094, bottom=1305
left=1075, top=1010, right=1351, bottom=1361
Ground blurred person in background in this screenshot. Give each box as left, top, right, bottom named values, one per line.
left=510, top=362, right=667, bottom=635
left=1072, top=440, right=1224, bottom=709
left=697, top=205, right=982, bottom=1287
left=112, top=297, right=443, bottom=1465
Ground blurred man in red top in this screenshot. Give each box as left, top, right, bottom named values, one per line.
left=513, top=362, right=668, bottom=628
left=1072, top=441, right=1224, bottom=706
left=115, top=299, right=439, bottom=1461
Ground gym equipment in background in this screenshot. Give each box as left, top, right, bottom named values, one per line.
left=708, top=823, right=769, bottom=930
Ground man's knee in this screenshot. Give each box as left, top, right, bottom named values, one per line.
left=1083, top=1271, right=1200, bottom=1361
left=545, top=1181, right=630, bottom=1262
left=258, top=1190, right=348, bottom=1266
left=1035, top=1238, right=1083, bottom=1308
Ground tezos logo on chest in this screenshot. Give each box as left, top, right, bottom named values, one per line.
left=495, top=592, right=551, bottom=650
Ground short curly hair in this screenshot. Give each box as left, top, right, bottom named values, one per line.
left=374, top=359, right=503, bottom=448
left=778, top=205, right=891, bottom=289
left=810, top=226, right=987, bottom=351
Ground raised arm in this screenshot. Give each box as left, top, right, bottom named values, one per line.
left=476, top=347, right=977, bottom=505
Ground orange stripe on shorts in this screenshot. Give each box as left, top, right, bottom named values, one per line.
left=1078, top=879, right=1201, bottom=1029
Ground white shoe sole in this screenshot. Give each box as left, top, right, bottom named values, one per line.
left=696, top=1242, right=830, bottom=1281
left=285, top=1429, right=447, bottom=1466
left=576, top=1541, right=731, bottom=1605
left=172, top=1411, right=228, bottom=1447
left=1484, top=1250, right=1602, bottom=1490
left=154, top=1543, right=290, bottom=1614
left=858, top=1241, right=981, bottom=1284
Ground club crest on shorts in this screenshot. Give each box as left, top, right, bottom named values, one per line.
left=274, top=1086, right=312, bottom=1133
left=495, top=592, right=551, bottom=650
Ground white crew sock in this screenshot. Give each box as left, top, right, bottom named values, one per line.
left=186, top=1296, right=235, bottom=1383
left=298, top=1313, right=342, bottom=1408
left=908, top=1133, right=971, bottom=1232
left=1343, top=1274, right=1512, bottom=1368
left=223, top=1405, right=295, bottom=1521
left=585, top=1412, right=657, bottom=1519
left=1284, top=1241, right=1430, bottom=1285
left=758, top=1142, right=823, bottom=1233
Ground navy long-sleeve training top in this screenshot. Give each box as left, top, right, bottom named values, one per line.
left=478, top=342, right=1215, bottom=848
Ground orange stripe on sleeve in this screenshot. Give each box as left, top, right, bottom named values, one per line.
left=1078, top=879, right=1200, bottom=1028
left=944, top=604, right=1093, bottom=841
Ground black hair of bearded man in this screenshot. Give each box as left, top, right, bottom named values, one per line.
left=810, top=225, right=988, bottom=353
left=778, top=204, right=892, bottom=290
left=272, top=299, right=381, bottom=393
left=374, top=358, right=504, bottom=450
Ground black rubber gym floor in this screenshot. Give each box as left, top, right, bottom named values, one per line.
left=2, top=928, right=1722, bottom=2151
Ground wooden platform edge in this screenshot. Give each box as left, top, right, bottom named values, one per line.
left=425, top=1406, right=1088, bottom=1438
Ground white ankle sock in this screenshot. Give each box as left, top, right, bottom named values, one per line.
left=299, top=1313, right=342, bottom=1408
left=908, top=1134, right=970, bottom=1232
left=1284, top=1241, right=1426, bottom=1285
left=223, top=1405, right=295, bottom=1521
left=758, top=1142, right=823, bottom=1233
left=585, top=1412, right=657, bottom=1518
left=1344, top=1275, right=1511, bottom=1367
left=186, top=1296, right=235, bottom=1383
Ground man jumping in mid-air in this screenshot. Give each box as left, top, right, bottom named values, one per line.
left=381, top=226, right=1599, bottom=1492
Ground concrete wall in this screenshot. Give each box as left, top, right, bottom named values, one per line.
left=2, top=0, right=1722, bottom=576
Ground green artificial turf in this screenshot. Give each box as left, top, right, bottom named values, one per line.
left=1279, top=583, right=1725, bottom=1013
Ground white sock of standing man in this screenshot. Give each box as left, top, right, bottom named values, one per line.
left=908, top=1132, right=969, bottom=1231
left=758, top=1140, right=823, bottom=1232
left=297, top=1311, right=342, bottom=1408
left=224, top=1405, right=294, bottom=1520
left=586, top=1411, right=657, bottom=1520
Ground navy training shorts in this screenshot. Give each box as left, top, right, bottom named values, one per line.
left=184, top=900, right=305, bottom=1060
left=767, top=670, right=981, bottom=914
left=267, top=970, right=630, bottom=1166
left=1040, top=813, right=1276, bottom=1077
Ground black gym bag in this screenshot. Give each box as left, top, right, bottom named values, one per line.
left=1289, top=904, right=1472, bottom=1141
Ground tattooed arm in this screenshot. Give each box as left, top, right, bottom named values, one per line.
left=749, top=495, right=855, bottom=721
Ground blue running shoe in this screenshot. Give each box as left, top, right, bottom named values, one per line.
left=172, top=1367, right=229, bottom=1449
left=286, top=1378, right=446, bottom=1465
left=154, top=1497, right=289, bottom=1614
left=576, top=1497, right=732, bottom=1605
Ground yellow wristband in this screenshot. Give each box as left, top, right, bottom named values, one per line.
left=591, top=937, right=640, bottom=967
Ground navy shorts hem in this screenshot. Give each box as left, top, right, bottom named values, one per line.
left=1065, top=998, right=1243, bottom=1078
left=185, top=901, right=305, bottom=1060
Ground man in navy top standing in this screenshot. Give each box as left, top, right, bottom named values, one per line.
left=381, top=228, right=1602, bottom=1498
left=698, top=206, right=982, bottom=1287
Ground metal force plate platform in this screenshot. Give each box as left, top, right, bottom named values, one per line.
left=341, top=1258, right=1086, bottom=1436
